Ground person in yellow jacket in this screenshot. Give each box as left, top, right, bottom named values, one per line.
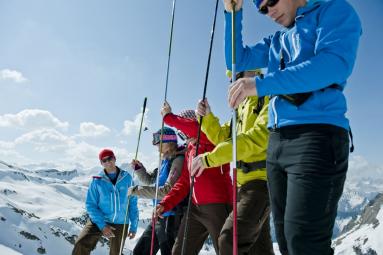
left=191, top=70, right=274, bottom=255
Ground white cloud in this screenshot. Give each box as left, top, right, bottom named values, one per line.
left=10, top=128, right=99, bottom=168
left=348, top=154, right=383, bottom=180
left=122, top=110, right=150, bottom=136
left=65, top=141, right=101, bottom=167
left=0, top=108, right=155, bottom=169
left=7, top=128, right=115, bottom=169
left=0, top=69, right=28, bottom=83
left=0, top=140, right=15, bottom=150
left=14, top=128, right=74, bottom=152
left=0, top=140, right=28, bottom=164
left=0, top=109, right=69, bottom=131
left=79, top=122, right=111, bottom=137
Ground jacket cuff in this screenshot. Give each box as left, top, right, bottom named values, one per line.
left=159, top=201, right=171, bottom=214
left=129, top=225, right=137, bottom=233
left=255, top=75, right=268, bottom=97
left=163, top=112, right=173, bottom=122
left=199, top=112, right=215, bottom=128
left=96, top=221, right=106, bottom=231
left=202, top=153, right=210, bottom=168
left=224, top=8, right=243, bottom=15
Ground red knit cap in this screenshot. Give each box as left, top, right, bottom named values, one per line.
left=99, top=149, right=115, bottom=161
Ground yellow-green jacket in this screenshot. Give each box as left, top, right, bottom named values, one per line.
left=200, top=96, right=269, bottom=186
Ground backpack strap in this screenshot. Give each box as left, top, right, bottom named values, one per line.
left=237, top=160, right=266, bottom=173
left=349, top=127, right=355, bottom=153
left=253, top=97, right=265, bottom=115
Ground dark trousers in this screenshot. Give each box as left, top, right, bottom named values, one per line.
left=218, top=180, right=274, bottom=255
left=267, top=124, right=349, bottom=255
left=72, top=220, right=129, bottom=255
left=172, top=203, right=231, bottom=255
left=133, top=216, right=176, bottom=255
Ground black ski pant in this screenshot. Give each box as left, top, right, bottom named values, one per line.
left=267, top=124, right=349, bottom=255
left=133, top=216, right=177, bottom=255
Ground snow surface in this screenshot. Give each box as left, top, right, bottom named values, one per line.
left=1, top=158, right=382, bottom=254
left=0, top=161, right=219, bottom=254
left=0, top=244, right=22, bottom=255
left=334, top=204, right=383, bottom=255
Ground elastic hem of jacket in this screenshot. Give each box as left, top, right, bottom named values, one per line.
left=237, top=160, right=266, bottom=173
left=204, top=156, right=210, bottom=168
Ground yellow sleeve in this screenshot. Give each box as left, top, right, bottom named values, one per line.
left=200, top=112, right=231, bottom=146
left=202, top=103, right=269, bottom=168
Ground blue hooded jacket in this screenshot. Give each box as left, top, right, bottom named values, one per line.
left=85, top=167, right=139, bottom=232
left=154, top=158, right=175, bottom=217
left=225, top=0, right=362, bottom=130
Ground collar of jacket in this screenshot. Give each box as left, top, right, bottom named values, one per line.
left=97, top=166, right=126, bottom=183
left=297, top=0, right=325, bottom=16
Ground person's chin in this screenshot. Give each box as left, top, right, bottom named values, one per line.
left=277, top=15, right=283, bottom=22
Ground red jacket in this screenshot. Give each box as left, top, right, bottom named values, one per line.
left=160, top=113, right=232, bottom=212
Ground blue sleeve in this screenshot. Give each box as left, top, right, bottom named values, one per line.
left=85, top=181, right=106, bottom=231
left=224, top=9, right=271, bottom=71
left=128, top=195, right=139, bottom=233
left=256, top=0, right=362, bottom=96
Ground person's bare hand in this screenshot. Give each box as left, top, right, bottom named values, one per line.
left=130, top=159, right=143, bottom=171
left=128, top=232, right=136, bottom=239
left=195, top=99, right=211, bottom=118
left=161, top=101, right=172, bottom=117
left=102, top=225, right=116, bottom=238
left=191, top=155, right=206, bottom=178
left=228, top=77, right=257, bottom=109
left=154, top=204, right=165, bottom=219
left=223, top=0, right=243, bottom=12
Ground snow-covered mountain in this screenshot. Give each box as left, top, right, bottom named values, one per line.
left=331, top=157, right=383, bottom=254
left=333, top=159, right=383, bottom=237
left=0, top=160, right=216, bottom=255
left=0, top=160, right=101, bottom=255
left=1, top=156, right=383, bottom=255
left=334, top=193, right=383, bottom=254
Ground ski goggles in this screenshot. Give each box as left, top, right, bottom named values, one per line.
left=101, top=156, right=114, bottom=163
left=152, top=133, right=178, bottom=145
left=176, top=130, right=188, bottom=141
left=257, top=0, right=280, bottom=15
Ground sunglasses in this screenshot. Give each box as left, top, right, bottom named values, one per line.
left=258, top=0, right=280, bottom=15
left=176, top=131, right=188, bottom=141
left=152, top=133, right=161, bottom=145
left=101, top=156, right=114, bottom=163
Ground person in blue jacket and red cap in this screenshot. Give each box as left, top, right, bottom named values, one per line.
left=72, top=149, right=138, bottom=255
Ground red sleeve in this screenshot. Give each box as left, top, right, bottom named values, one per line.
left=160, top=158, right=190, bottom=212
left=164, top=113, right=211, bottom=145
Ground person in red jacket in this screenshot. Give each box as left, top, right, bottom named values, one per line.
left=155, top=101, right=232, bottom=255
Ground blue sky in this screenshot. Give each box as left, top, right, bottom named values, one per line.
left=0, top=0, right=382, bottom=169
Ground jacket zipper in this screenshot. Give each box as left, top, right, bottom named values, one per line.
left=112, top=186, right=117, bottom=222
left=117, top=188, right=120, bottom=212
left=110, top=193, right=113, bottom=212
left=114, top=172, right=130, bottom=222
left=272, top=97, right=278, bottom=128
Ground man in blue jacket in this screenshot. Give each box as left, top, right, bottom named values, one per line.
left=223, top=0, right=361, bottom=254
left=72, top=149, right=139, bottom=255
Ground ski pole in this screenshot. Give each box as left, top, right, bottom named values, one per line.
left=118, top=97, right=147, bottom=255
left=150, top=0, right=177, bottom=254
left=231, top=2, right=238, bottom=255
left=181, top=0, right=219, bottom=254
